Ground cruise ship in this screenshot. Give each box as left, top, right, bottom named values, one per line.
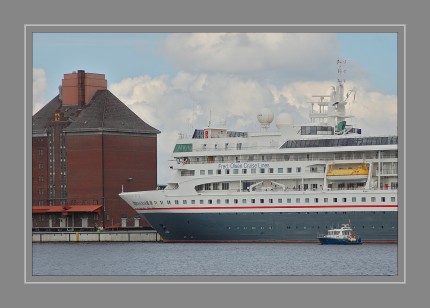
left=119, top=64, right=398, bottom=243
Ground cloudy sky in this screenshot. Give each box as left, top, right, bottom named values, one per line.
left=32, top=31, right=398, bottom=184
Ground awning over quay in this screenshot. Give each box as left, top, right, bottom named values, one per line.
left=32, top=205, right=102, bottom=216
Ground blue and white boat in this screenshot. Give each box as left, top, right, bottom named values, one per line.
left=317, top=223, right=362, bottom=245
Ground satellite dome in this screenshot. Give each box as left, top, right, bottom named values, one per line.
left=257, top=108, right=274, bottom=128
left=276, top=113, right=294, bottom=129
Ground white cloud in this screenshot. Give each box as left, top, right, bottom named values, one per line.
left=163, top=33, right=339, bottom=75
left=33, top=68, right=47, bottom=114
left=33, top=33, right=397, bottom=184
left=110, top=71, right=397, bottom=184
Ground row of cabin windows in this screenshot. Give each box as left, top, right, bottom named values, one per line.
left=193, top=167, right=302, bottom=176
left=156, top=196, right=397, bottom=206
left=196, top=183, right=230, bottom=191
left=226, top=224, right=396, bottom=230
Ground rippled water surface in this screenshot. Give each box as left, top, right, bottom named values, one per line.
left=32, top=242, right=397, bottom=276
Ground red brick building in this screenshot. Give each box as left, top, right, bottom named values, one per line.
left=32, top=70, right=160, bottom=230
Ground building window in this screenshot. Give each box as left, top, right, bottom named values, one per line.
left=222, top=183, right=229, bottom=190
left=200, top=170, right=205, bottom=175
left=260, top=168, right=265, bottom=173
left=191, top=200, right=195, bottom=205
left=225, top=169, right=230, bottom=174
left=381, top=197, right=386, bottom=202
left=296, top=167, right=301, bottom=173
left=371, top=197, right=376, bottom=202
left=391, top=197, right=396, bottom=202
left=38, top=163, right=44, bottom=169
left=242, top=199, right=247, bottom=204
left=305, top=198, right=310, bottom=203
left=352, top=197, right=356, bottom=202
left=278, top=168, right=283, bottom=173
left=217, top=199, right=221, bottom=204
left=269, top=199, right=273, bottom=204
left=200, top=200, right=204, bottom=204
left=183, top=200, right=187, bottom=205
left=225, top=199, right=229, bottom=204
left=175, top=200, right=179, bottom=205
left=287, top=198, right=291, bottom=203
left=278, top=198, right=283, bottom=203
left=38, top=188, right=44, bottom=195
left=333, top=198, right=338, bottom=203
left=269, top=168, right=274, bottom=174
left=362, top=197, right=366, bottom=202
left=38, top=149, right=43, bottom=156
left=242, top=169, right=247, bottom=174
left=233, top=169, right=239, bottom=174
left=324, top=198, right=328, bottom=203
left=296, top=198, right=300, bottom=203
left=342, top=198, right=347, bottom=202
left=287, top=168, right=292, bottom=173
left=208, top=200, right=212, bottom=204
left=38, top=175, right=44, bottom=182
left=251, top=199, right=256, bottom=204
left=314, top=198, right=319, bottom=203
left=234, top=199, right=238, bottom=204
left=208, top=170, right=213, bottom=175
left=251, top=169, right=256, bottom=174
left=217, top=169, right=221, bottom=175
left=260, top=199, right=264, bottom=203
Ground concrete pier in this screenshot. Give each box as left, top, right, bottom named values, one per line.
left=32, top=230, right=162, bottom=243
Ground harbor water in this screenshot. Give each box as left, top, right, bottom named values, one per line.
left=32, top=242, right=397, bottom=276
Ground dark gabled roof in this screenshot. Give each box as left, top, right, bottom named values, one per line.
left=64, top=90, right=160, bottom=134
left=32, top=90, right=160, bottom=135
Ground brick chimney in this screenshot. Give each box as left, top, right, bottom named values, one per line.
left=61, top=70, right=107, bottom=106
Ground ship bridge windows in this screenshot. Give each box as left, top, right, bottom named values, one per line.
left=300, top=125, right=334, bottom=136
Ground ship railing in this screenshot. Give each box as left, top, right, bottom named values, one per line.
left=171, top=154, right=398, bottom=165
left=195, top=186, right=397, bottom=194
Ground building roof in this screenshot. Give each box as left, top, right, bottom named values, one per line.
left=32, top=90, right=160, bottom=135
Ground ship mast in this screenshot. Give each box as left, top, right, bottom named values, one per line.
left=309, top=59, right=354, bottom=133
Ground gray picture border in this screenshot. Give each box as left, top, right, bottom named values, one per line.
left=3, top=0, right=426, bottom=307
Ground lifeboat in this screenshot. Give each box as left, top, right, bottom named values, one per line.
left=326, top=163, right=369, bottom=181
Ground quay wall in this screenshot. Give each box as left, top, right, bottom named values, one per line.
left=32, top=231, right=162, bottom=242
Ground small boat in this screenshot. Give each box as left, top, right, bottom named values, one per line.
left=326, top=163, right=369, bottom=181
left=317, top=223, right=362, bottom=245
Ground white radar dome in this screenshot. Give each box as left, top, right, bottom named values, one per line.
left=257, top=108, right=274, bottom=128
left=276, top=113, right=294, bottom=130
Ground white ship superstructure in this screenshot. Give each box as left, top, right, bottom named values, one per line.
left=120, top=62, right=398, bottom=243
